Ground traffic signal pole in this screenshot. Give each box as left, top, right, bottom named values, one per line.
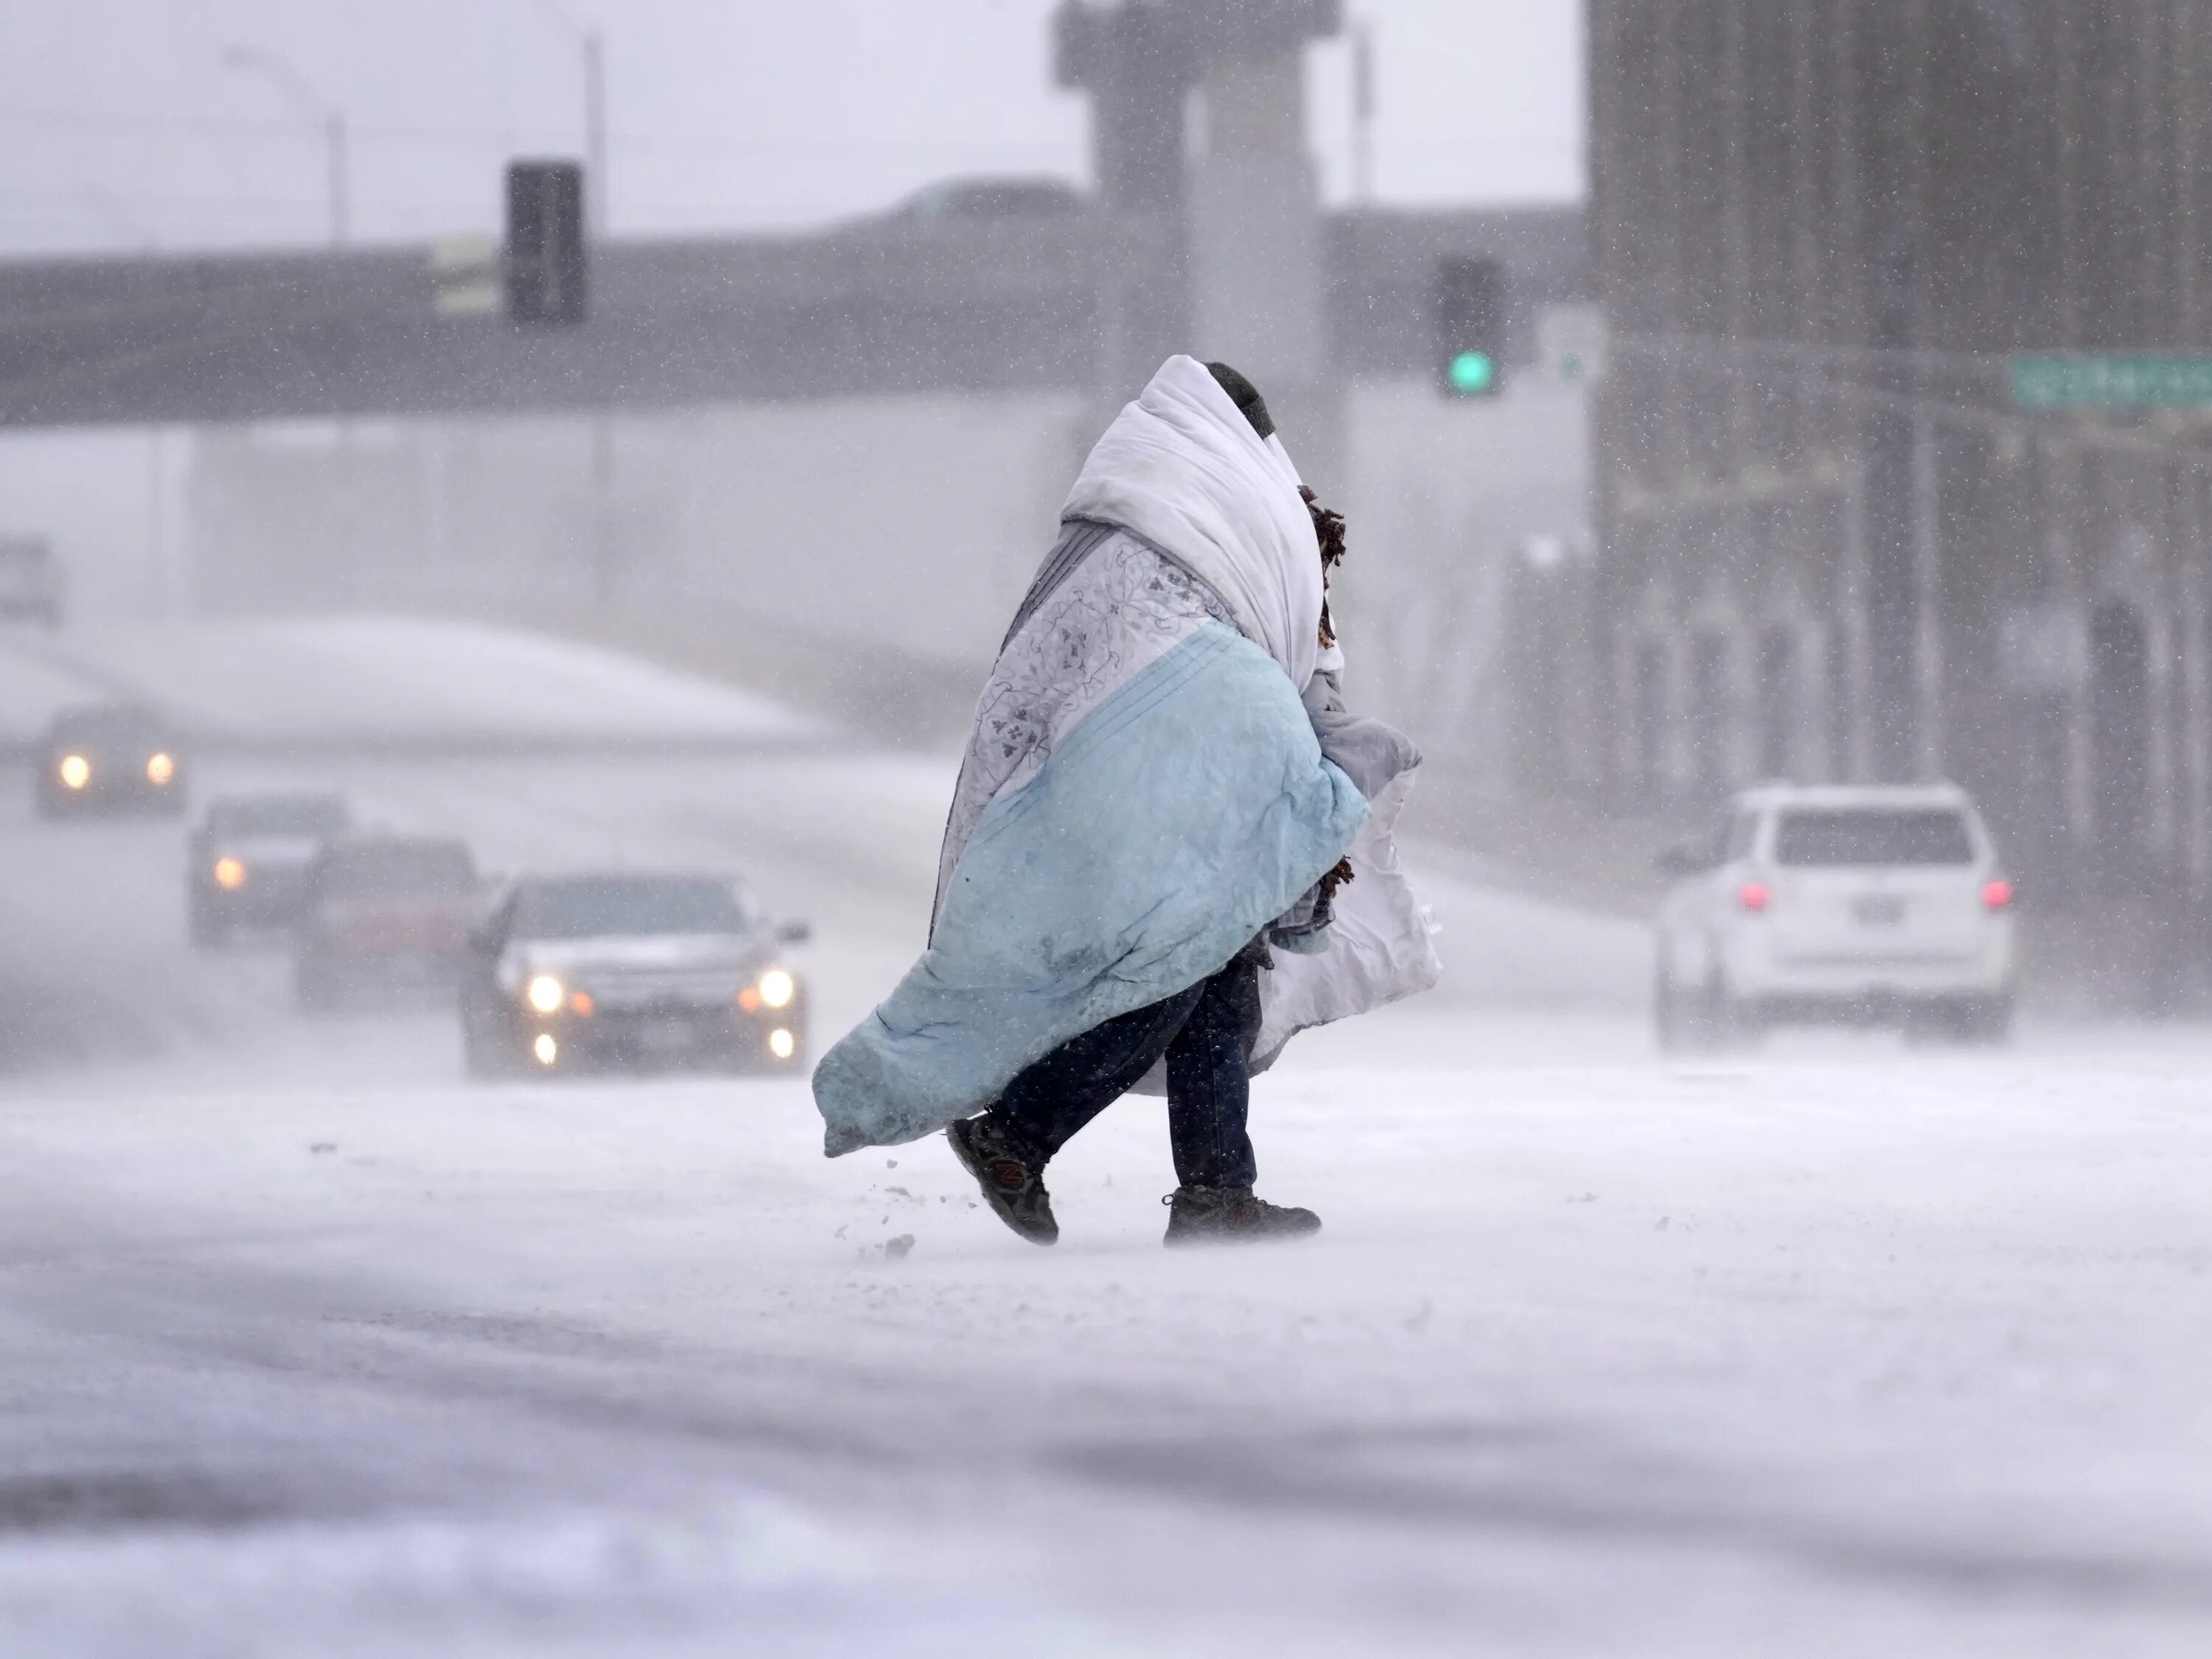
left=520, top=4, right=616, bottom=603
left=326, top=113, right=350, bottom=247
left=582, top=28, right=612, bottom=599
left=583, top=31, right=608, bottom=238
left=1351, top=22, right=1375, bottom=206
left=1863, top=239, right=1932, bottom=784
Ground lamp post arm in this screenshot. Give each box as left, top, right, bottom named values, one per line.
left=521, top=0, right=607, bottom=237
left=220, top=46, right=348, bottom=246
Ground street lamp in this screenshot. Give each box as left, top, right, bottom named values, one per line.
left=220, top=44, right=349, bottom=246
left=75, top=184, right=168, bottom=614
left=525, top=0, right=608, bottom=237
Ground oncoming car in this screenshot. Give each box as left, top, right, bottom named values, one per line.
left=459, top=872, right=810, bottom=1077
left=1655, top=783, right=2017, bottom=1047
left=294, top=835, right=481, bottom=1010
left=35, top=703, right=185, bottom=818
left=187, top=790, right=351, bottom=946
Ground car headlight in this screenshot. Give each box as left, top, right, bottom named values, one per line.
left=768, top=1028, right=796, bottom=1060
left=526, top=974, right=566, bottom=1015
left=145, top=752, right=175, bottom=785
left=213, top=856, right=246, bottom=890
left=58, top=754, right=89, bottom=790
left=758, top=968, right=796, bottom=1009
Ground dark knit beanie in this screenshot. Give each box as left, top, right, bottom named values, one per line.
left=1206, top=361, right=1276, bottom=439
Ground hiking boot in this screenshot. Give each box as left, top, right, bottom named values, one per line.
left=947, top=1115, right=1058, bottom=1245
left=1162, top=1185, right=1321, bottom=1247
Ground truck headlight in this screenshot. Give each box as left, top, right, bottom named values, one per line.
left=526, top=974, right=565, bottom=1015
left=214, top=857, right=246, bottom=890
left=58, top=754, right=89, bottom=790
left=758, top=968, right=795, bottom=1009
left=146, top=752, right=175, bottom=785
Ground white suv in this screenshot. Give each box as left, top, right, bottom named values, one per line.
left=1655, top=784, right=2016, bottom=1047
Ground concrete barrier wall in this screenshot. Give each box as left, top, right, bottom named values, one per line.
left=181, top=378, right=1589, bottom=765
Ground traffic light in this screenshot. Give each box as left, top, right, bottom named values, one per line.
left=1435, top=255, right=1505, bottom=399
left=505, top=159, right=587, bottom=326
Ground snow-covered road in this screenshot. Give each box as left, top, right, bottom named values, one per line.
left=0, top=623, right=2205, bottom=1657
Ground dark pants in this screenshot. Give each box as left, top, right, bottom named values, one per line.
left=986, top=950, right=1264, bottom=1190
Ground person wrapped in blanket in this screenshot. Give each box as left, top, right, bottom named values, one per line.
left=810, top=356, right=1439, bottom=1246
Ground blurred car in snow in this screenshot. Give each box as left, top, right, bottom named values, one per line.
left=187, top=790, right=352, bottom=947
left=0, top=535, right=62, bottom=627
left=459, top=872, right=810, bottom=1078
left=1655, top=782, right=2017, bottom=1048
left=35, top=703, right=184, bottom=818
left=294, top=835, right=481, bottom=1010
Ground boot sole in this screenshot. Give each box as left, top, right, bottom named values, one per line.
left=1163, top=1222, right=1323, bottom=1248
left=946, top=1121, right=1059, bottom=1246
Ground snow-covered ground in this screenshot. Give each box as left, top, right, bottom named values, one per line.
left=0, top=627, right=126, bottom=748
left=0, top=616, right=823, bottom=750
left=4, top=1024, right=2209, bottom=1657
left=0, top=627, right=2205, bottom=1657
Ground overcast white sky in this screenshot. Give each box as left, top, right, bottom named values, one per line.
left=0, top=1, right=1583, bottom=254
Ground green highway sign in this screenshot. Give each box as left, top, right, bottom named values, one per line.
left=2012, top=353, right=2212, bottom=409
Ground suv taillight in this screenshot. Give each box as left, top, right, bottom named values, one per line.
left=1736, top=881, right=1770, bottom=913
left=1982, top=879, right=2014, bottom=911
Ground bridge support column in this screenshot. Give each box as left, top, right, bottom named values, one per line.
left=1055, top=1, right=1343, bottom=482
left=1188, top=44, right=1338, bottom=490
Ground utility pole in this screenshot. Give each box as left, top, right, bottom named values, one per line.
left=78, top=184, right=173, bottom=619
left=524, top=3, right=615, bottom=601
left=325, top=113, right=349, bottom=247
left=583, top=29, right=608, bottom=237
left=1351, top=21, right=1376, bottom=206
left=1855, top=4, right=1946, bottom=785
left=221, top=43, right=353, bottom=602
left=529, top=0, right=608, bottom=233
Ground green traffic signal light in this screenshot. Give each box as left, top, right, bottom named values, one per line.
left=1448, top=350, right=1496, bottom=396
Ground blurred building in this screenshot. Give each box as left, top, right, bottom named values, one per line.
left=1577, top=0, right=2212, bottom=988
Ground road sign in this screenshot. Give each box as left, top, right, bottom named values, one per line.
left=2012, top=353, right=2212, bottom=409
left=428, top=237, right=498, bottom=318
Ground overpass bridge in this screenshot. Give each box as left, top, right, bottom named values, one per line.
left=0, top=205, right=1587, bottom=428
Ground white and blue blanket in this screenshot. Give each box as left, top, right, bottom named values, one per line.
left=814, top=357, right=1436, bottom=1156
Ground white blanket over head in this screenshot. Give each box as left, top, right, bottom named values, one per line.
left=813, top=355, right=1438, bottom=1154
left=1041, top=355, right=1440, bottom=1075
left=1074, top=359, right=1440, bottom=1070
left=1062, top=357, right=1324, bottom=691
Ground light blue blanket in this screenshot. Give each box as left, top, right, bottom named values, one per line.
left=815, top=620, right=1366, bottom=1155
